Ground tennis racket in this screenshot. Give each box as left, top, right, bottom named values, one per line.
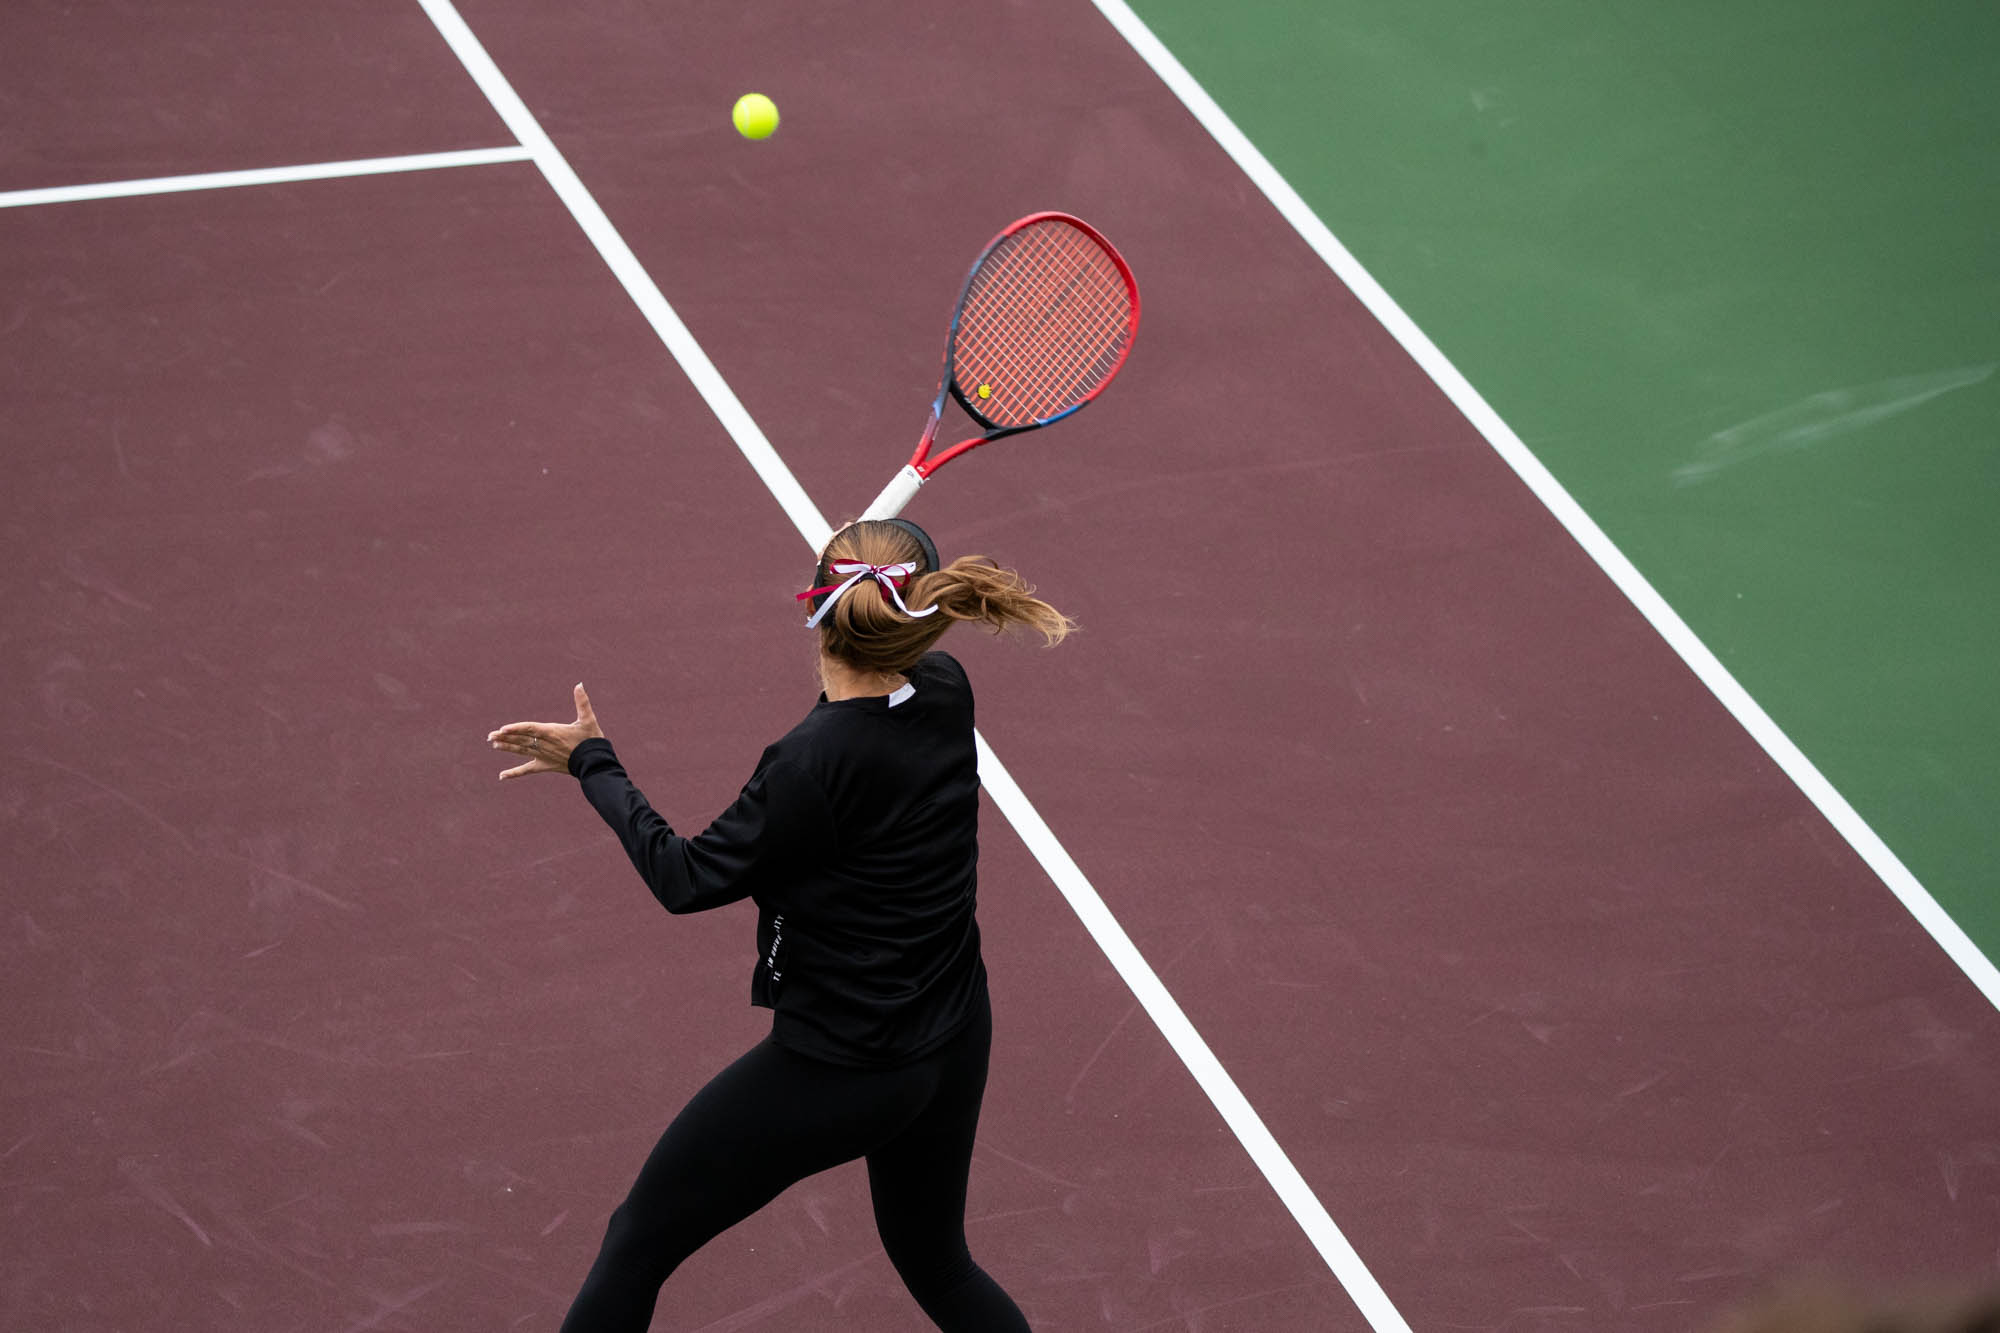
left=859, top=212, right=1140, bottom=520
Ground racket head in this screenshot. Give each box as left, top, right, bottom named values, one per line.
left=943, top=213, right=1139, bottom=435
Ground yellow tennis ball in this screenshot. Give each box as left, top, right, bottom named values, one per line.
left=732, top=93, right=779, bottom=140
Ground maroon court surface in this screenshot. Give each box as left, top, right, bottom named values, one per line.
left=6, top=3, right=1998, bottom=1331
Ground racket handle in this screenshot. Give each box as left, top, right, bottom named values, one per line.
left=860, top=464, right=925, bottom=520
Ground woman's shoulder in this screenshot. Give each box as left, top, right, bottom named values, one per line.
left=915, top=649, right=965, bottom=680
left=912, top=650, right=971, bottom=695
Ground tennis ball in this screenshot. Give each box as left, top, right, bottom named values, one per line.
left=732, top=93, right=779, bottom=141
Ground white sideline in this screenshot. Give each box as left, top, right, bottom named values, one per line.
left=413, top=0, right=832, bottom=550
left=0, top=146, right=532, bottom=209
left=1088, top=0, right=2000, bottom=1018
left=413, top=0, right=1407, bottom=1326
left=976, top=738, right=1415, bottom=1332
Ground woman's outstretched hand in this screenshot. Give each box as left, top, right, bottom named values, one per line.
left=488, top=683, right=604, bottom=781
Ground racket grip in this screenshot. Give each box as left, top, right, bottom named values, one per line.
left=860, top=464, right=925, bottom=520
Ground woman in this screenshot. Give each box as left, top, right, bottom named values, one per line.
left=487, top=518, right=1070, bottom=1332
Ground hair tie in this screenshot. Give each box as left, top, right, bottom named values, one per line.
left=796, top=561, right=941, bottom=629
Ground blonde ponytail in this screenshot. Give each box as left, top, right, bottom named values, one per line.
left=811, top=521, right=1073, bottom=674
left=910, top=557, right=1073, bottom=646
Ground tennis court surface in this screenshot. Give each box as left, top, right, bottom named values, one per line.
left=5, top=3, right=1996, bottom=1330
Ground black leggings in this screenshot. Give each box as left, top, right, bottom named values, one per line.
left=559, top=992, right=1028, bottom=1331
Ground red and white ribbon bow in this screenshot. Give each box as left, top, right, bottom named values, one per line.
left=797, top=560, right=940, bottom=629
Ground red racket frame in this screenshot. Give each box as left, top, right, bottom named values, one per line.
left=860, top=212, right=1139, bottom=520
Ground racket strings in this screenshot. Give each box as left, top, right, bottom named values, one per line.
left=953, top=220, right=1133, bottom=426
left=971, top=260, right=1122, bottom=402
left=962, top=232, right=1126, bottom=415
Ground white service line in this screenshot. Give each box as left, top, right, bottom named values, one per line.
left=413, top=0, right=1409, bottom=1327
left=1089, top=0, right=2000, bottom=1015
left=0, top=146, right=533, bottom=210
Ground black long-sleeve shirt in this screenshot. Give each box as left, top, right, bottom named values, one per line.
left=567, top=651, right=987, bottom=1067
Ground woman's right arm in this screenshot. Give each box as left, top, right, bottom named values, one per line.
left=569, top=739, right=831, bottom=914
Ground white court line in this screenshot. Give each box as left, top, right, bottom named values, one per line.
left=413, top=0, right=831, bottom=548
left=0, top=146, right=533, bottom=210
left=412, top=1, right=1411, bottom=1328
left=976, top=739, right=1415, bottom=1332
left=1089, top=0, right=2000, bottom=1017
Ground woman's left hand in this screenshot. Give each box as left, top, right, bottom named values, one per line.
left=488, top=683, right=604, bottom=781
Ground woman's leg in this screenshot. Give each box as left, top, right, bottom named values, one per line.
left=560, top=1037, right=930, bottom=1333
left=865, top=994, right=1030, bottom=1332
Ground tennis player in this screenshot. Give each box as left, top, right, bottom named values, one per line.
left=488, top=518, right=1069, bottom=1332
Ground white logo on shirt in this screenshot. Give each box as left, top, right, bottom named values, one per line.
left=765, top=913, right=785, bottom=984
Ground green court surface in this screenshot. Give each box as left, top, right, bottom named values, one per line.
left=1132, top=0, right=2000, bottom=964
